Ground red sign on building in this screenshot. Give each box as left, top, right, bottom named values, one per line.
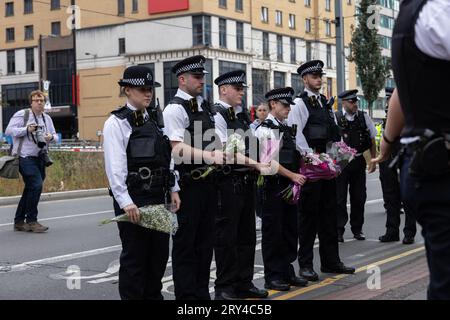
left=148, top=0, right=189, bottom=14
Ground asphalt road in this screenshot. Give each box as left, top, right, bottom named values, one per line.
left=0, top=170, right=428, bottom=300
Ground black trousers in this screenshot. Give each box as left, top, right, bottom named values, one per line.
left=336, top=155, right=367, bottom=235
left=401, top=154, right=450, bottom=300
left=261, top=178, right=298, bottom=283
left=172, top=181, right=218, bottom=300
left=298, top=179, right=341, bottom=269
left=214, top=174, right=256, bottom=293
left=379, top=157, right=417, bottom=238
left=113, top=200, right=169, bottom=300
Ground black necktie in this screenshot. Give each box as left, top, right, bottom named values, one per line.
left=189, top=98, right=198, bottom=113
left=228, top=108, right=236, bottom=121
left=134, top=109, right=145, bottom=126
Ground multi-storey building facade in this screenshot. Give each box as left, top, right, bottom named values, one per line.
left=1, top=0, right=358, bottom=140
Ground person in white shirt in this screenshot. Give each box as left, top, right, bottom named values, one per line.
left=287, top=60, right=355, bottom=282
left=211, top=70, right=268, bottom=300
left=255, top=87, right=308, bottom=292
left=334, top=89, right=377, bottom=243
left=103, top=65, right=180, bottom=300
left=373, top=0, right=450, bottom=300
left=162, top=55, right=224, bottom=300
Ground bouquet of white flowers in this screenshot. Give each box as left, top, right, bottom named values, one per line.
left=100, top=204, right=178, bottom=235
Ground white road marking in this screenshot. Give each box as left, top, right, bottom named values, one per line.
left=0, top=245, right=121, bottom=273
left=0, top=210, right=113, bottom=228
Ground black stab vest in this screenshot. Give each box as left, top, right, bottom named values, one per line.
left=392, top=0, right=450, bottom=136
left=335, top=110, right=372, bottom=153
left=169, top=96, right=219, bottom=173
left=299, top=91, right=341, bottom=153
left=215, top=103, right=258, bottom=169
left=260, top=118, right=300, bottom=173
left=111, top=106, right=172, bottom=201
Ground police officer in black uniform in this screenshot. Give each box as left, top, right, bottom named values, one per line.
left=255, top=87, right=309, bottom=291
left=212, top=70, right=268, bottom=300
left=163, top=55, right=224, bottom=300
left=373, top=0, right=450, bottom=300
left=335, top=89, right=377, bottom=242
left=103, top=65, right=181, bottom=300
left=378, top=87, right=416, bottom=244
left=287, top=60, right=355, bottom=282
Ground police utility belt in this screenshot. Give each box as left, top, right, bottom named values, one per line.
left=395, top=129, right=450, bottom=178
left=126, top=167, right=175, bottom=192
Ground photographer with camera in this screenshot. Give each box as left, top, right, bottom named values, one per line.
left=5, top=90, right=57, bottom=233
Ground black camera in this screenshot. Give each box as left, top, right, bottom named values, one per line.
left=39, top=149, right=53, bottom=167
left=33, top=125, right=47, bottom=148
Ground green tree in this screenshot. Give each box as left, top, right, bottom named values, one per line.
left=348, top=0, right=390, bottom=117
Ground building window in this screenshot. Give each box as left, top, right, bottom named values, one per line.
left=51, top=22, right=61, bottom=36
left=325, top=20, right=331, bottom=37
left=304, top=0, right=311, bottom=7
left=325, top=0, right=331, bottom=11
left=277, top=35, right=283, bottom=62
left=275, top=10, right=282, bottom=26
left=7, top=50, right=15, bottom=74
left=192, top=15, right=211, bottom=46
left=51, top=0, right=60, bottom=10
left=261, top=7, right=269, bottom=23
left=235, top=0, right=243, bottom=11
left=118, top=0, right=125, bottom=16
left=306, top=41, right=312, bottom=61
left=132, top=0, right=138, bottom=12
left=291, top=73, right=304, bottom=95
left=305, top=18, right=311, bottom=33
left=1, top=83, right=39, bottom=131
left=119, top=38, right=126, bottom=54
left=5, top=2, right=14, bottom=16
left=327, top=78, right=333, bottom=99
left=290, top=38, right=296, bottom=64
left=24, top=0, right=33, bottom=14
left=379, top=35, right=392, bottom=49
left=262, top=32, right=269, bottom=59
left=46, top=49, right=75, bottom=105
left=289, top=14, right=296, bottom=29
left=219, top=0, right=227, bottom=8
left=252, top=68, right=269, bottom=105
left=380, top=14, right=395, bottom=29
left=274, top=71, right=285, bottom=88
left=236, top=22, right=244, bottom=51
left=326, top=44, right=332, bottom=68
left=219, top=18, right=227, bottom=48
left=26, top=48, right=35, bottom=72
left=6, top=28, right=15, bottom=42
left=25, top=25, right=34, bottom=40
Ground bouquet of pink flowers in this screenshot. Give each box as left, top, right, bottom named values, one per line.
left=280, top=152, right=339, bottom=204
left=279, top=142, right=356, bottom=204
left=256, top=134, right=283, bottom=187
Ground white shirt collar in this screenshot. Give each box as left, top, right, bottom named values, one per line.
left=342, top=108, right=358, bottom=120
left=267, top=113, right=286, bottom=125
left=305, top=87, right=321, bottom=99
left=217, top=99, right=242, bottom=114
left=176, top=88, right=204, bottom=104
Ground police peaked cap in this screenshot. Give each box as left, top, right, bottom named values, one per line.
left=265, top=87, right=296, bottom=105
left=118, top=65, right=161, bottom=88
left=172, top=55, right=209, bottom=77
left=338, top=89, right=359, bottom=101
left=214, top=70, right=248, bottom=87
left=297, top=60, right=325, bottom=77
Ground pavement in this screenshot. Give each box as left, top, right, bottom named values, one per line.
left=0, top=170, right=429, bottom=300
